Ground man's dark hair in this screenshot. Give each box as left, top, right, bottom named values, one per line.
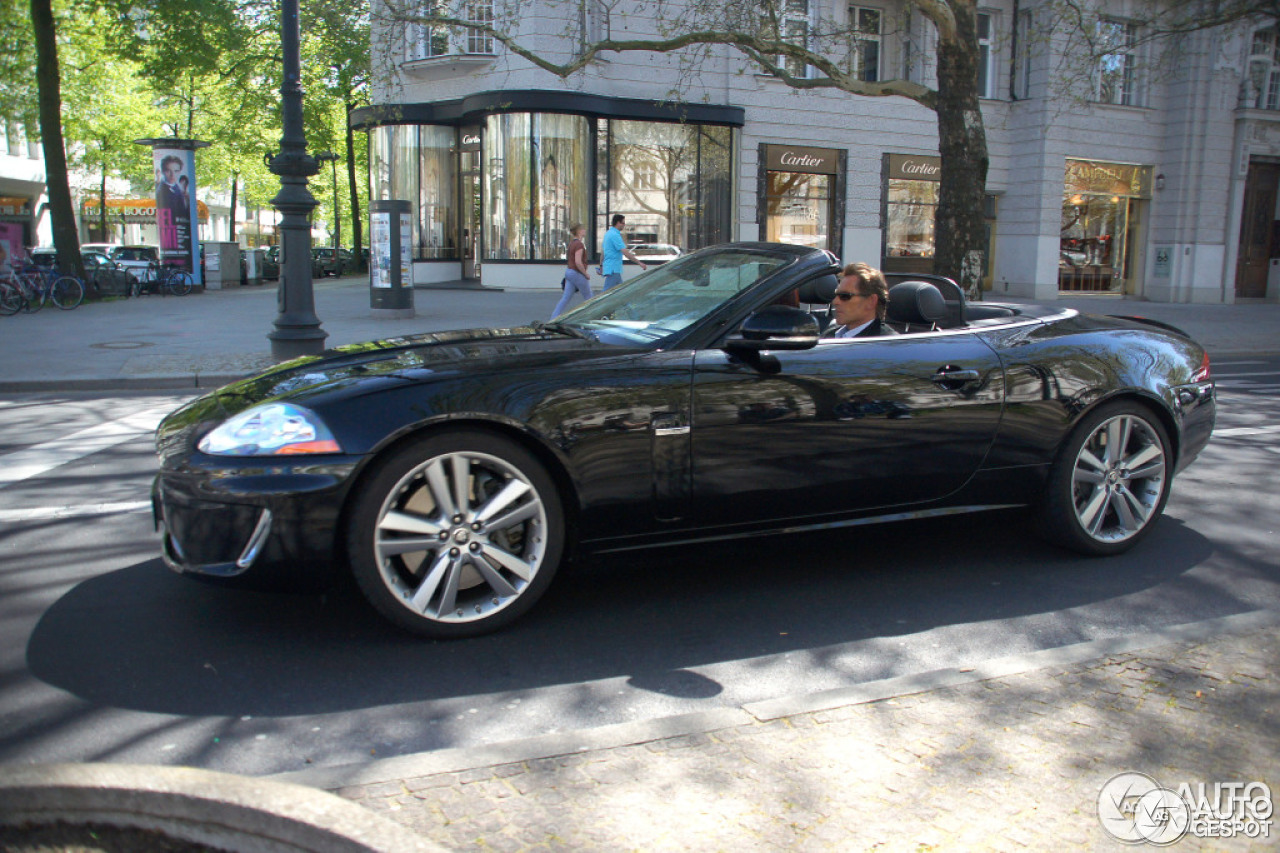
left=611, top=214, right=625, bottom=227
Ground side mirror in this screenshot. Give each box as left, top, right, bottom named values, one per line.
left=724, top=305, right=821, bottom=352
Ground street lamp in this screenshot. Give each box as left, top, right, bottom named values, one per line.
left=316, top=151, right=339, bottom=251
left=265, top=0, right=327, bottom=359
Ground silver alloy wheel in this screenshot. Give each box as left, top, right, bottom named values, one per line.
left=372, top=450, right=549, bottom=625
left=1070, top=414, right=1167, bottom=544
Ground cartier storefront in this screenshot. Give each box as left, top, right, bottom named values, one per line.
left=759, top=143, right=846, bottom=258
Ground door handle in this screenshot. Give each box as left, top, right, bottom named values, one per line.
left=931, top=366, right=981, bottom=389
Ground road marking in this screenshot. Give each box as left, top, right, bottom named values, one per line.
left=1213, top=425, right=1280, bottom=437
left=0, top=405, right=169, bottom=489
left=0, top=501, right=151, bottom=522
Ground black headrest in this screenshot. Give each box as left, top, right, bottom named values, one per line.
left=887, top=281, right=948, bottom=327
left=795, top=273, right=838, bottom=305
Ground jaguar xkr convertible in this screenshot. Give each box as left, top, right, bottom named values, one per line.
left=153, top=243, right=1216, bottom=637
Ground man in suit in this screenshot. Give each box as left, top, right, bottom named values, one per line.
left=827, top=261, right=897, bottom=338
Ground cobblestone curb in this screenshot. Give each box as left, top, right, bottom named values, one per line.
left=334, top=618, right=1279, bottom=851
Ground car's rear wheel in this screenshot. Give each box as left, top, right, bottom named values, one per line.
left=1039, top=401, right=1171, bottom=555
left=347, top=430, right=565, bottom=638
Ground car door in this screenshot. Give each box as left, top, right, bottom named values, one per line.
left=689, top=332, right=1005, bottom=527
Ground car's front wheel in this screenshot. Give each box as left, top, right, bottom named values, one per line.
left=347, top=430, right=565, bottom=638
left=1039, top=401, right=1172, bottom=555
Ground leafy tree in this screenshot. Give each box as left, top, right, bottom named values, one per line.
left=381, top=0, right=990, bottom=296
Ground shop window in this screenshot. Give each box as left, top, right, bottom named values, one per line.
left=886, top=179, right=938, bottom=266
left=418, top=126, right=457, bottom=259
left=484, top=113, right=590, bottom=260
left=1060, top=159, right=1151, bottom=293
left=1095, top=18, right=1140, bottom=106
left=848, top=6, right=882, bottom=82
left=601, top=121, right=732, bottom=257
left=1247, top=28, right=1280, bottom=110
left=766, top=172, right=833, bottom=249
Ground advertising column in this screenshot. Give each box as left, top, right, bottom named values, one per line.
left=135, top=137, right=210, bottom=285
left=369, top=199, right=415, bottom=318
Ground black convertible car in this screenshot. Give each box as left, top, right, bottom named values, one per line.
left=153, top=243, right=1215, bottom=637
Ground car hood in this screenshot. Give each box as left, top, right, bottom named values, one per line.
left=173, top=324, right=619, bottom=422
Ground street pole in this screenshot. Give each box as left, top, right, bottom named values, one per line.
left=266, top=0, right=327, bottom=359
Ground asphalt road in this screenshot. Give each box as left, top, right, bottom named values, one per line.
left=0, top=356, right=1277, bottom=778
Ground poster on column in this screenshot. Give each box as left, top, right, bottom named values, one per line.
left=153, top=147, right=196, bottom=273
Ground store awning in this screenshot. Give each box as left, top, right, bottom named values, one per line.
left=82, top=197, right=210, bottom=222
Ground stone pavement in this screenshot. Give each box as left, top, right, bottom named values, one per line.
left=301, top=612, right=1279, bottom=852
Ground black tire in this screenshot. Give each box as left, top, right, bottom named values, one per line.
left=50, top=275, right=84, bottom=309
left=347, top=430, right=566, bottom=638
left=0, top=283, right=23, bottom=315
left=167, top=271, right=194, bottom=296
left=20, top=275, right=43, bottom=313
left=1038, top=401, right=1172, bottom=556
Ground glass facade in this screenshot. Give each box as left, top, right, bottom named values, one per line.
left=600, top=121, right=732, bottom=256
left=370, top=113, right=734, bottom=266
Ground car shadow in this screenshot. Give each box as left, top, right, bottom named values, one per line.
left=25, top=509, right=1224, bottom=719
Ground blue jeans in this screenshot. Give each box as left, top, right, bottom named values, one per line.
left=603, top=272, right=623, bottom=291
left=551, top=269, right=592, bottom=318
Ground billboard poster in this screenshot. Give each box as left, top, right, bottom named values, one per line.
left=152, top=147, right=199, bottom=276
left=0, top=222, right=24, bottom=277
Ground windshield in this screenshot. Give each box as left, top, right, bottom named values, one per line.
left=554, top=248, right=792, bottom=345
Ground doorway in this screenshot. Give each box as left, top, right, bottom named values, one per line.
left=460, top=127, right=483, bottom=280
left=1236, top=162, right=1280, bottom=299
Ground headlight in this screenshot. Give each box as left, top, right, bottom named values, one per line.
left=198, top=402, right=342, bottom=456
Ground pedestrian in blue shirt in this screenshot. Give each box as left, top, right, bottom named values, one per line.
left=601, top=214, right=647, bottom=290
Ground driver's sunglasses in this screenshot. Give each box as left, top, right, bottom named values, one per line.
left=832, top=290, right=867, bottom=302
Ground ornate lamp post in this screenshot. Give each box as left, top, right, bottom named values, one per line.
left=317, top=151, right=340, bottom=252
left=265, top=0, right=327, bottom=359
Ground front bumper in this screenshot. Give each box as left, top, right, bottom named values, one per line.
left=152, top=459, right=360, bottom=589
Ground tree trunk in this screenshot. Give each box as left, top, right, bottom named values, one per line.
left=29, top=0, right=82, bottom=278
left=345, top=102, right=363, bottom=267
left=932, top=0, right=989, bottom=301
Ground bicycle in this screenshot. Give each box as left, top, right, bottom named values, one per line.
left=9, top=263, right=85, bottom=311
left=131, top=262, right=194, bottom=297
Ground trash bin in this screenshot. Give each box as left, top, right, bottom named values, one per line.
left=203, top=242, right=241, bottom=290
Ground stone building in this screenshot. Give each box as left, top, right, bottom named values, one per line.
left=359, top=0, right=1280, bottom=302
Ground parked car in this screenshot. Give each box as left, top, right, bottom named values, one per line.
left=153, top=242, right=1216, bottom=639
left=312, top=246, right=345, bottom=277
left=80, top=242, right=123, bottom=259
left=114, top=245, right=161, bottom=283
left=626, top=242, right=682, bottom=264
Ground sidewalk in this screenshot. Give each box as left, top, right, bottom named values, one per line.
left=0, top=274, right=1276, bottom=392
left=297, top=611, right=1279, bottom=851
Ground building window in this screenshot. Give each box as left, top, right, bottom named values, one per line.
left=1247, top=28, right=1280, bottom=110
left=1095, top=18, right=1139, bottom=106
left=466, top=0, right=495, bottom=55
left=774, top=0, right=812, bottom=78
left=370, top=125, right=459, bottom=260
left=405, top=2, right=449, bottom=59
left=602, top=121, right=733, bottom=255
left=848, top=6, right=882, bottom=82
left=1060, top=159, right=1152, bottom=294
left=1013, top=9, right=1033, bottom=99
left=976, top=11, right=994, bottom=98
